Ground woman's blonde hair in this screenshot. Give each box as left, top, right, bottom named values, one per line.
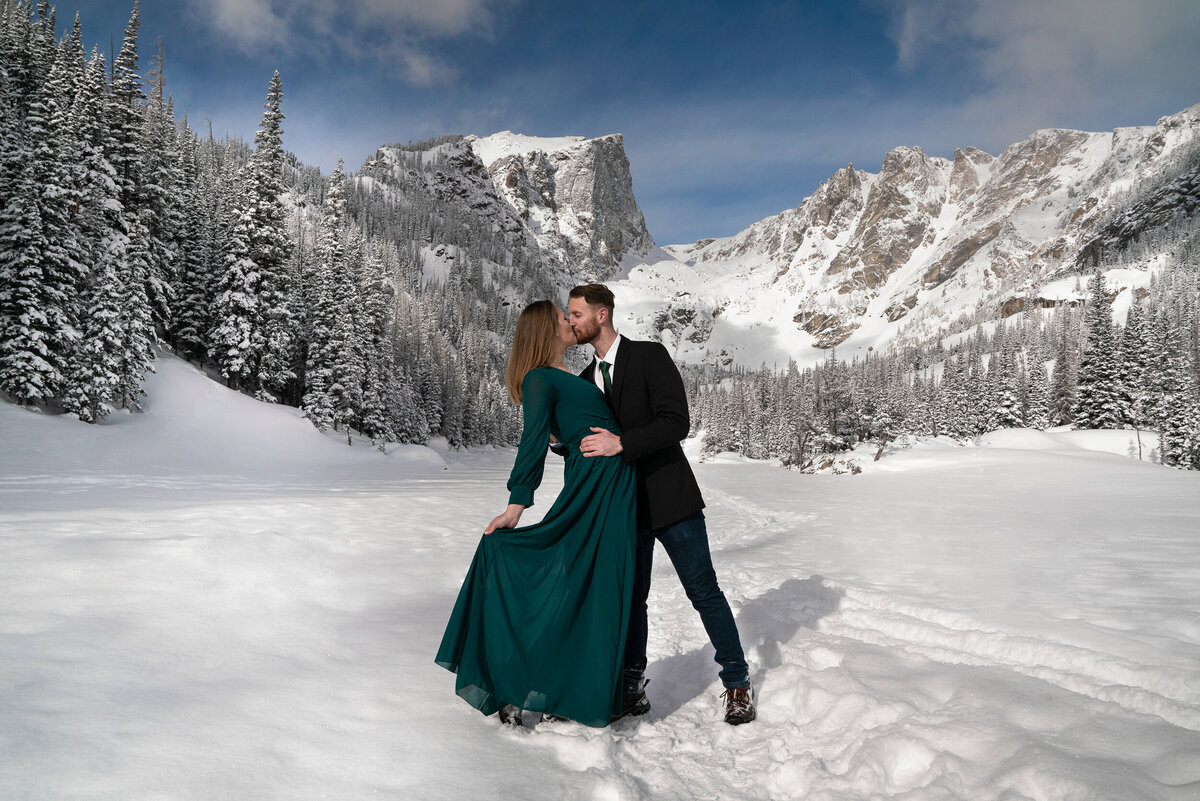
left=505, top=300, right=561, bottom=403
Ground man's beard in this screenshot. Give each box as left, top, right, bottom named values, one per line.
left=573, top=321, right=599, bottom=345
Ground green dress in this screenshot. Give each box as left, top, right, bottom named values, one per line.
left=435, top=367, right=636, bottom=727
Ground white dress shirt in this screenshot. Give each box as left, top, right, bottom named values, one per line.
left=591, top=334, right=623, bottom=394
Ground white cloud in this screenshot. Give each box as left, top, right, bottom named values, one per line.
left=188, top=0, right=512, bottom=85
left=204, top=0, right=288, bottom=48
left=349, top=0, right=503, bottom=38
left=890, top=0, right=967, bottom=69
left=887, top=0, right=1200, bottom=143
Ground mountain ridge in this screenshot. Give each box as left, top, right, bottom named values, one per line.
left=355, top=103, right=1198, bottom=369
left=615, top=102, right=1200, bottom=367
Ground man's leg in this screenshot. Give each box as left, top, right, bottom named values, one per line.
left=617, top=532, right=655, bottom=717
left=655, top=512, right=749, bottom=689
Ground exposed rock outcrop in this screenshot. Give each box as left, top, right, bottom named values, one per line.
left=469, top=132, right=654, bottom=281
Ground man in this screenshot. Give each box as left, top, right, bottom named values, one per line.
left=568, top=283, right=756, bottom=726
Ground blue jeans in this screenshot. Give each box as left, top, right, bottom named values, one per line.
left=624, top=512, right=749, bottom=690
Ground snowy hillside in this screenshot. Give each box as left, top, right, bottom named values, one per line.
left=611, top=103, right=1200, bottom=368
left=2, top=353, right=1198, bottom=800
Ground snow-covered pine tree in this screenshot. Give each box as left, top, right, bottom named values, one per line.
left=1048, top=311, right=1077, bottom=426
left=964, top=348, right=987, bottom=436
left=785, top=362, right=818, bottom=466
left=1074, top=269, right=1125, bottom=429
left=1118, top=296, right=1151, bottom=429
left=933, top=356, right=961, bottom=437
left=441, top=356, right=468, bottom=449
left=247, top=71, right=293, bottom=402
left=114, top=217, right=156, bottom=411
left=60, top=11, right=85, bottom=88
left=61, top=49, right=126, bottom=422
left=417, top=348, right=443, bottom=435
left=1157, top=320, right=1200, bottom=469
left=328, top=218, right=366, bottom=444
left=988, top=343, right=1023, bottom=429
left=108, top=0, right=156, bottom=411
left=1024, top=352, right=1050, bottom=429
left=815, top=348, right=853, bottom=450
left=0, top=6, right=81, bottom=404
left=387, top=363, right=429, bottom=445
left=352, top=235, right=396, bottom=444
left=910, top=371, right=936, bottom=436
left=301, top=158, right=347, bottom=430
left=208, top=170, right=258, bottom=390
left=168, top=119, right=211, bottom=363
left=138, top=40, right=180, bottom=334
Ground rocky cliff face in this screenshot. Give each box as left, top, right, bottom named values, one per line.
left=360, top=132, right=655, bottom=290
left=468, top=132, right=654, bottom=281
left=621, top=103, right=1200, bottom=366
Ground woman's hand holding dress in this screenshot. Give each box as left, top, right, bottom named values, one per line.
left=484, top=504, right=524, bottom=534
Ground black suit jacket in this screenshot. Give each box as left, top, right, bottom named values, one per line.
left=581, top=338, right=705, bottom=531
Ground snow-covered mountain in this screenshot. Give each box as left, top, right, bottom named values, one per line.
left=616, top=103, right=1200, bottom=367
left=360, top=132, right=654, bottom=286
left=469, top=132, right=655, bottom=279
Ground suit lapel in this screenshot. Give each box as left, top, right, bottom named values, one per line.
left=611, top=338, right=634, bottom=413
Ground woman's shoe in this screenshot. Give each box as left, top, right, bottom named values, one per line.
left=498, top=703, right=523, bottom=727
left=612, top=678, right=651, bottom=721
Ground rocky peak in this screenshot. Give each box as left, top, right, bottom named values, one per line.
left=810, top=163, right=866, bottom=227
left=467, top=132, right=654, bottom=281
left=950, top=146, right=994, bottom=200
left=826, top=146, right=949, bottom=292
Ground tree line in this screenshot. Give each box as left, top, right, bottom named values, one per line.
left=688, top=259, right=1200, bottom=470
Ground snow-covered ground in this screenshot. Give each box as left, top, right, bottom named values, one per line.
left=2, top=355, right=1198, bottom=800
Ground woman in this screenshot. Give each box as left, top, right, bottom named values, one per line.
left=435, top=301, right=636, bottom=727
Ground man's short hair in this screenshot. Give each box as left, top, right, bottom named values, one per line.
left=569, top=283, right=615, bottom=311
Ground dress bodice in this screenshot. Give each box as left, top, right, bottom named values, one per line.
left=507, top=367, right=621, bottom=507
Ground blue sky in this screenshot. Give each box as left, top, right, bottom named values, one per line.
left=61, top=0, right=1200, bottom=244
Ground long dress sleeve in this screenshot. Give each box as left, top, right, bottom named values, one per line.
left=506, top=369, right=556, bottom=507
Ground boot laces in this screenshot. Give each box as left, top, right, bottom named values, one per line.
left=722, top=686, right=752, bottom=713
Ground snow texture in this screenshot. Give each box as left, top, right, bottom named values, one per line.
left=2, top=354, right=1198, bottom=800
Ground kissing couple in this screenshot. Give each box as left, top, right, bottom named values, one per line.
left=436, top=284, right=756, bottom=727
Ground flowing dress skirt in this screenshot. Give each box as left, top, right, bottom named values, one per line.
left=435, top=448, right=635, bottom=727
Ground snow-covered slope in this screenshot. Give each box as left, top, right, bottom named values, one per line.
left=3, top=351, right=1199, bottom=800
left=614, top=103, right=1200, bottom=367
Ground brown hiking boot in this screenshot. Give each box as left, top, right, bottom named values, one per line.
left=721, top=682, right=756, bottom=725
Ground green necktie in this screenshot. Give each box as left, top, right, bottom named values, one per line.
left=599, top=360, right=613, bottom=400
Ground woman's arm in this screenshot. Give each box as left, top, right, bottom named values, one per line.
left=489, top=370, right=554, bottom=533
